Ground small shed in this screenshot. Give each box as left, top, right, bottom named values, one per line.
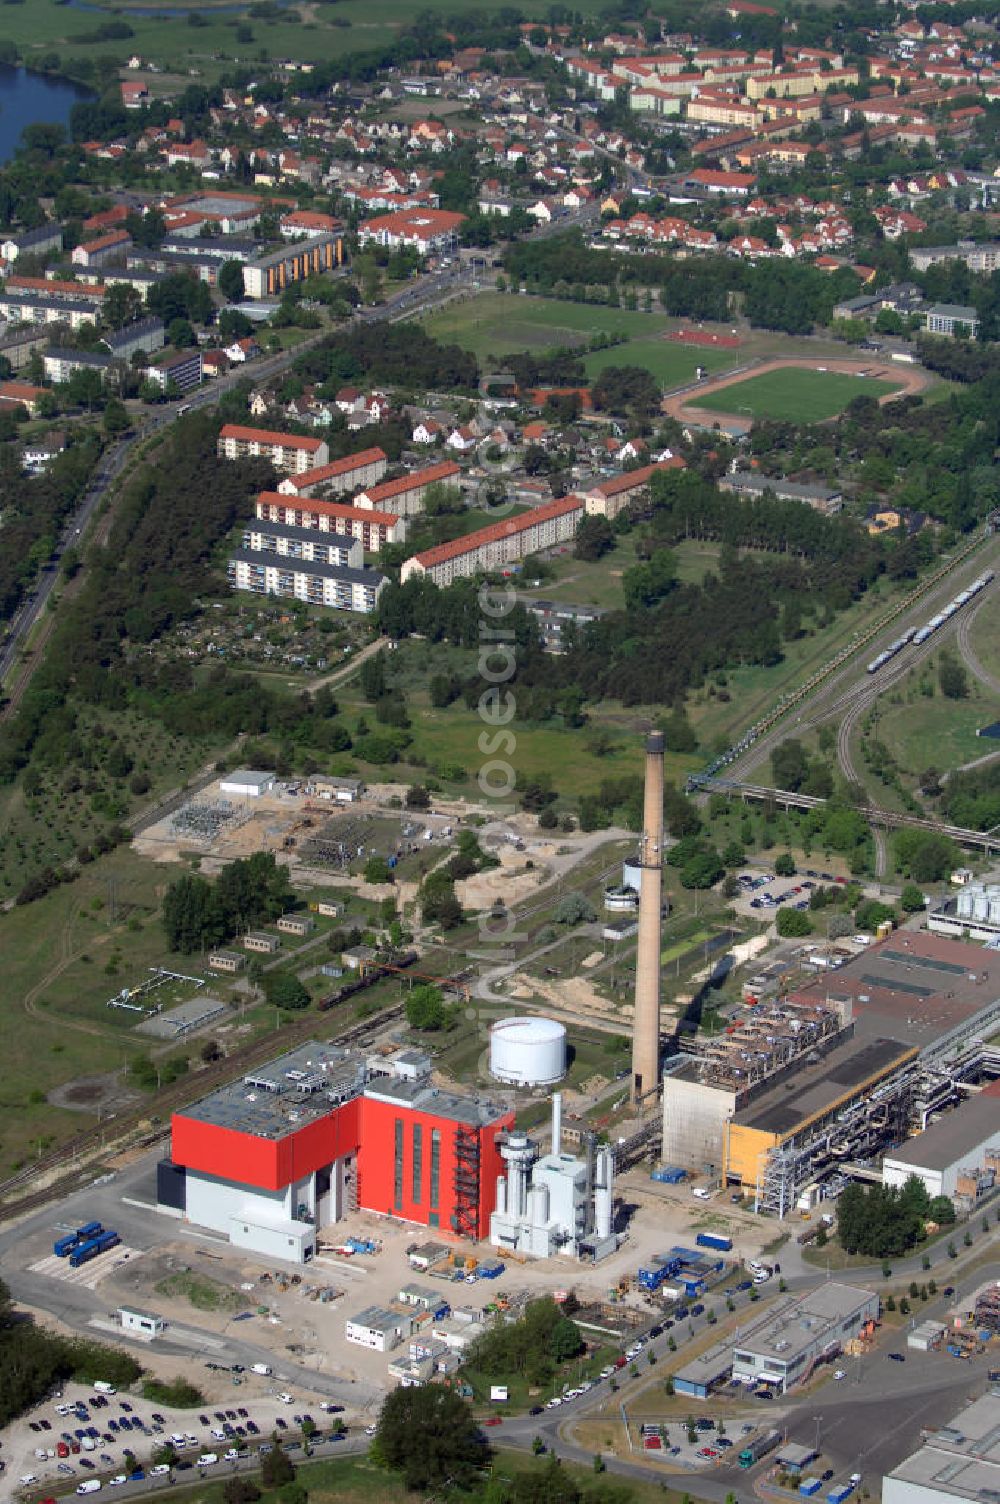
left=119, top=1307, right=165, bottom=1340
left=220, top=769, right=275, bottom=798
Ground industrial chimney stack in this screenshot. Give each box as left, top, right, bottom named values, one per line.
left=631, top=730, right=665, bottom=1105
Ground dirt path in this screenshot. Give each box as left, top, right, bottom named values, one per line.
left=662, top=355, right=932, bottom=430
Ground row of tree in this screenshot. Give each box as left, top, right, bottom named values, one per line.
left=162, top=852, right=294, bottom=954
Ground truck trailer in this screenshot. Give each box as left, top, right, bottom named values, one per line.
left=738, top=1430, right=779, bottom=1468
left=695, top=1232, right=733, bottom=1252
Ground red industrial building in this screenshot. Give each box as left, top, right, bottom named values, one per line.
left=158, top=1043, right=512, bottom=1262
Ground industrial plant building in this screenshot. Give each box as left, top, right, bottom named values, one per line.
left=489, top=1093, right=617, bottom=1261
left=883, top=1392, right=1000, bottom=1504
left=672, top=1283, right=878, bottom=1399
left=661, top=932, right=1000, bottom=1216
left=158, top=1041, right=514, bottom=1262
left=882, top=1083, right=1000, bottom=1201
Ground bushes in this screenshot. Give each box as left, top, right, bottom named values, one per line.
left=142, top=1378, right=205, bottom=1408
left=0, top=1280, right=142, bottom=1430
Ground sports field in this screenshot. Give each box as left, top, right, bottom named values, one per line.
left=421, top=293, right=739, bottom=385
left=689, top=366, right=901, bottom=422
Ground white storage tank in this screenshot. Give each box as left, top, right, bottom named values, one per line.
left=490, top=1016, right=567, bottom=1086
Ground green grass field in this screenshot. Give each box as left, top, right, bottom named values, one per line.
left=690, top=367, right=901, bottom=422
left=968, top=589, right=1000, bottom=685
left=874, top=668, right=990, bottom=778
left=7, top=0, right=625, bottom=86
left=422, top=294, right=738, bottom=387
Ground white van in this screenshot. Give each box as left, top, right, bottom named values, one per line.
left=197, top=1453, right=219, bottom=1467
left=77, top=1483, right=102, bottom=1496
left=692, top=1187, right=711, bottom=1201
left=250, top=1363, right=272, bottom=1377
left=93, top=1381, right=117, bottom=1395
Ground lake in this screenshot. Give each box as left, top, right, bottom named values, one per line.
left=0, top=66, right=93, bottom=164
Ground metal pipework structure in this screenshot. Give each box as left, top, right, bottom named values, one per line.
left=631, top=730, right=665, bottom=1105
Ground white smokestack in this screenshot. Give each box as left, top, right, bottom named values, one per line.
left=551, top=1091, right=562, bottom=1155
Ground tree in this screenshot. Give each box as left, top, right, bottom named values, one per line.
left=405, top=983, right=453, bottom=1032
left=900, top=883, right=925, bottom=913
left=219, top=260, right=245, bottom=302
left=774, top=852, right=796, bottom=877
left=574, top=516, right=614, bottom=561
left=103, top=282, right=143, bottom=330
left=376, top=1385, right=487, bottom=1490
left=772, top=739, right=809, bottom=791
left=553, top=891, right=596, bottom=924
left=776, top=907, right=812, bottom=937
left=938, top=654, right=968, bottom=700
left=223, top=1481, right=260, bottom=1504
left=364, top=856, right=391, bottom=883
left=929, top=1195, right=955, bottom=1225
left=103, top=399, right=130, bottom=437
left=261, top=1443, right=295, bottom=1489
left=405, top=785, right=431, bottom=810
left=264, top=974, right=310, bottom=1011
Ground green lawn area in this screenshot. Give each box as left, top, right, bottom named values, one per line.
left=583, top=336, right=735, bottom=389
left=690, top=367, right=901, bottom=422
left=336, top=652, right=698, bottom=798
left=7, top=0, right=621, bottom=86
left=968, top=589, right=1000, bottom=684
left=875, top=671, right=992, bottom=778
left=422, top=293, right=738, bottom=388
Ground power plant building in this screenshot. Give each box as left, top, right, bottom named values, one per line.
left=883, top=1392, right=1000, bottom=1504
left=882, top=1083, right=1000, bottom=1200
left=489, top=1094, right=616, bottom=1261
left=661, top=932, right=1000, bottom=1216
left=158, top=1041, right=513, bottom=1262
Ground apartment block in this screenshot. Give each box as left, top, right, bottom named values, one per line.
left=255, top=491, right=405, bottom=551
left=218, top=424, right=330, bottom=475
left=355, top=460, right=462, bottom=518
left=241, top=519, right=364, bottom=570
left=580, top=460, right=685, bottom=520
left=242, top=231, right=344, bottom=299
left=228, top=549, right=386, bottom=614
left=400, top=495, right=583, bottom=587
left=276, top=446, right=388, bottom=499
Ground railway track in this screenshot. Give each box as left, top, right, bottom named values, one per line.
left=0, top=992, right=410, bottom=1222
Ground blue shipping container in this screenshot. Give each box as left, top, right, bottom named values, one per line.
left=54, top=1234, right=79, bottom=1257
left=76, top=1220, right=102, bottom=1240
left=828, top=1486, right=854, bottom=1502
left=799, top=1479, right=822, bottom=1496
left=696, top=1232, right=733, bottom=1252
left=651, top=1167, right=687, bottom=1184
left=69, top=1238, right=101, bottom=1268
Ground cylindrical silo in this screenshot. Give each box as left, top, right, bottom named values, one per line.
left=489, top=1016, right=567, bottom=1086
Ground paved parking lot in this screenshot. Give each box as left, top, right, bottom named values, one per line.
left=5, top=1378, right=364, bottom=1496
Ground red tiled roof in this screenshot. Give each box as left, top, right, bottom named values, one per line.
left=220, top=424, right=324, bottom=452
left=412, top=495, right=582, bottom=569
left=361, top=461, right=461, bottom=505
left=281, top=447, right=388, bottom=492
left=256, top=491, right=399, bottom=528
left=586, top=460, right=684, bottom=497
left=6, top=275, right=106, bottom=300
